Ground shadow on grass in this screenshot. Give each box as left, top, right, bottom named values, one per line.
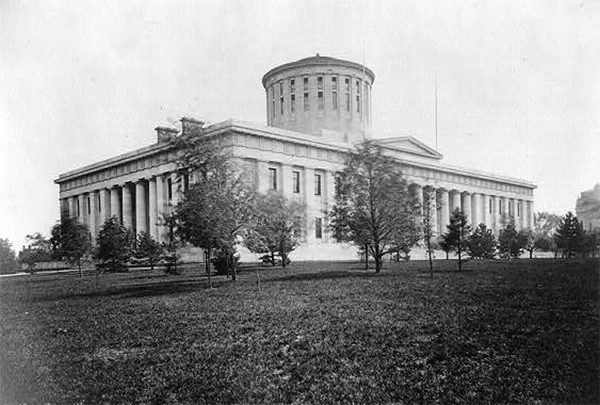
left=32, top=278, right=224, bottom=303
left=264, top=270, right=383, bottom=283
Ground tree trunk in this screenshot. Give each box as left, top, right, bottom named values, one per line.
left=231, top=253, right=236, bottom=281
left=374, top=245, right=381, bottom=273
left=205, top=249, right=212, bottom=288
left=281, top=252, right=287, bottom=268
left=457, top=250, right=462, bottom=272
left=445, top=251, right=449, bottom=260
left=428, top=248, right=433, bottom=277
left=271, top=251, right=276, bottom=266
left=365, top=244, right=369, bottom=269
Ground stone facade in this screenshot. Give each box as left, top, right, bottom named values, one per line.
left=54, top=55, right=536, bottom=260
left=576, top=184, right=600, bottom=231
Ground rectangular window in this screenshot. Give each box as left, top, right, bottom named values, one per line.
left=489, top=199, right=492, bottom=214
left=290, top=78, right=295, bottom=92
left=317, top=91, right=323, bottom=110
left=345, top=77, right=350, bottom=91
left=317, top=76, right=323, bottom=89
left=167, top=178, right=173, bottom=200
left=303, top=92, right=309, bottom=111
left=332, top=91, right=338, bottom=110
left=98, top=194, right=101, bottom=213
left=303, top=77, right=308, bottom=91
left=345, top=93, right=350, bottom=112
left=87, top=196, right=91, bottom=214
left=315, top=217, right=322, bottom=239
left=76, top=199, right=80, bottom=217
left=356, top=95, right=360, bottom=113
left=293, top=171, right=300, bottom=193
left=183, top=173, right=190, bottom=191
left=280, top=96, right=284, bottom=115
left=269, top=168, right=277, bottom=190
left=291, top=94, right=296, bottom=113
left=314, top=173, right=322, bottom=196
left=279, top=81, right=283, bottom=96
left=517, top=202, right=520, bottom=217
left=331, top=76, right=337, bottom=90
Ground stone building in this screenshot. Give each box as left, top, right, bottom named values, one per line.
left=54, top=55, right=536, bottom=260
left=576, top=184, right=600, bottom=231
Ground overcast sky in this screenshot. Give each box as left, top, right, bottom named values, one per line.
left=1, top=0, right=599, bottom=250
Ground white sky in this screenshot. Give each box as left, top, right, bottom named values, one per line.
left=1, top=0, right=599, bottom=250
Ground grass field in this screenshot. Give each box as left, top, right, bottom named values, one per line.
left=1, top=259, right=598, bottom=404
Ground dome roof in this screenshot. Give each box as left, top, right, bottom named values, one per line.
left=262, top=54, right=375, bottom=88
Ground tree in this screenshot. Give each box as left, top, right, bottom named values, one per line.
left=533, top=212, right=561, bottom=256
left=134, top=231, right=163, bottom=270
left=245, top=192, right=305, bottom=268
left=440, top=209, right=471, bottom=271
left=96, top=217, right=133, bottom=272
left=439, top=236, right=452, bottom=260
left=519, top=228, right=536, bottom=259
left=0, top=238, right=18, bottom=274
left=467, top=223, right=496, bottom=259
left=50, top=217, right=92, bottom=277
left=554, top=212, right=583, bottom=258
left=422, top=188, right=438, bottom=277
left=328, top=141, right=419, bottom=273
left=497, top=222, right=526, bottom=259
left=18, top=233, right=52, bottom=272
left=579, top=228, right=600, bottom=257
left=170, top=122, right=256, bottom=282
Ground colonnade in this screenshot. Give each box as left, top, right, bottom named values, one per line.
left=63, top=173, right=182, bottom=244
left=410, top=184, right=534, bottom=238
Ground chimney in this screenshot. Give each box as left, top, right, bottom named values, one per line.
left=155, top=126, right=178, bottom=143
left=180, top=117, right=205, bottom=136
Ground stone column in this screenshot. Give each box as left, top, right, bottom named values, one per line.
left=110, top=186, right=121, bottom=223
left=527, top=200, right=534, bottom=229
left=156, top=175, right=166, bottom=243
left=68, top=196, right=76, bottom=218
left=480, top=193, right=488, bottom=229
left=304, top=167, right=315, bottom=242
left=502, top=196, right=510, bottom=227
left=257, top=161, right=270, bottom=194
left=99, top=189, right=110, bottom=227
left=136, top=180, right=147, bottom=235
left=439, top=188, right=450, bottom=235
left=450, top=190, right=461, bottom=214
left=148, top=177, right=157, bottom=240
left=424, top=186, right=437, bottom=238
left=461, top=192, right=472, bottom=224
left=122, top=184, right=133, bottom=230
left=281, top=164, right=294, bottom=197
left=492, top=195, right=500, bottom=234
left=88, top=191, right=98, bottom=243
left=170, top=173, right=180, bottom=207
left=472, top=193, right=482, bottom=227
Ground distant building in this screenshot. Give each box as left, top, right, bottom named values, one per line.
left=576, top=184, right=600, bottom=231
left=54, top=55, right=536, bottom=260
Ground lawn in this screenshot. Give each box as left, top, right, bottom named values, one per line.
left=1, top=259, right=598, bottom=404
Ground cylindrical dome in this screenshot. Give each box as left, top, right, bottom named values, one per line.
left=262, top=55, right=375, bottom=143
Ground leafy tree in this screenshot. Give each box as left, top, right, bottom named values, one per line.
left=554, top=212, right=584, bottom=258
left=533, top=212, right=561, bottom=256
left=422, top=189, right=438, bottom=276
left=439, top=236, right=452, bottom=260
left=328, top=141, right=419, bottom=273
left=134, top=231, right=163, bottom=270
left=519, top=228, right=536, bottom=259
left=467, top=223, right=496, bottom=259
left=0, top=238, right=18, bottom=274
left=579, top=228, right=600, bottom=257
left=170, top=119, right=257, bottom=282
left=497, top=222, right=526, bottom=259
left=245, top=192, right=305, bottom=268
left=50, top=217, right=92, bottom=277
left=18, top=232, right=52, bottom=272
left=440, top=209, right=471, bottom=271
left=96, top=217, right=133, bottom=272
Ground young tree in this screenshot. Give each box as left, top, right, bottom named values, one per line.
left=519, top=229, right=536, bottom=259
left=553, top=212, right=583, bottom=258
left=96, top=217, right=133, bottom=272
left=328, top=141, right=419, bottom=273
left=497, top=222, right=526, bottom=259
left=0, top=238, right=18, bottom=274
left=422, top=188, right=438, bottom=277
left=579, top=228, right=600, bottom=257
left=467, top=223, right=496, bottom=259
left=170, top=119, right=256, bottom=282
left=134, top=231, right=163, bottom=270
left=50, top=217, right=92, bottom=277
left=533, top=212, right=561, bottom=256
left=439, top=236, right=452, bottom=260
left=18, top=232, right=52, bottom=272
left=245, top=192, right=305, bottom=268
left=440, top=209, right=471, bottom=271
